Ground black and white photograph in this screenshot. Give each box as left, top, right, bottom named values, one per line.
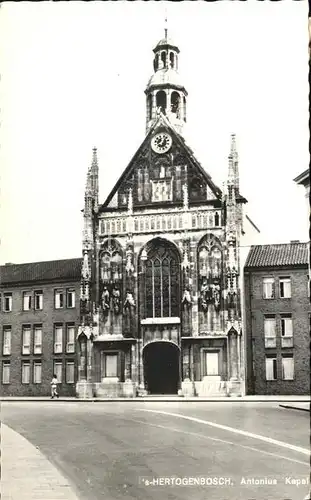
left=0, top=1, right=310, bottom=499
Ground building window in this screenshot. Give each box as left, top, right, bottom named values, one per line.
left=22, top=362, right=30, bottom=384
left=35, top=290, right=43, bottom=310
left=54, top=325, right=63, bottom=353
left=33, top=362, right=42, bottom=384
left=66, top=361, right=75, bottom=383
left=23, top=291, right=32, bottom=311
left=279, top=277, right=291, bottom=298
left=54, top=361, right=63, bottom=383
left=264, top=315, right=276, bottom=348
left=22, top=326, right=31, bottom=355
left=280, top=314, right=293, bottom=347
left=263, top=278, right=275, bottom=299
left=34, top=325, right=42, bottom=354
left=3, top=293, right=12, bottom=312
left=55, top=290, right=64, bottom=309
left=66, top=324, right=75, bottom=353
left=282, top=355, right=294, bottom=380
left=104, top=353, right=118, bottom=378
left=144, top=240, right=180, bottom=318
left=3, top=326, right=11, bottom=355
left=2, top=362, right=10, bottom=384
left=265, top=356, right=277, bottom=381
left=67, top=289, right=75, bottom=308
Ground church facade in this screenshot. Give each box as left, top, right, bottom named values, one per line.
left=76, top=32, right=249, bottom=398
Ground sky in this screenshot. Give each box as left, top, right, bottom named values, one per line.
left=0, top=1, right=309, bottom=265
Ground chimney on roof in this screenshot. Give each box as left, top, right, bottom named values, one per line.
left=290, top=240, right=300, bottom=244
left=5, top=262, right=13, bottom=265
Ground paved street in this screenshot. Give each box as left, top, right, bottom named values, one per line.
left=1, top=401, right=310, bottom=500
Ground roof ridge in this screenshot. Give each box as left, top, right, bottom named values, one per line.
left=245, top=242, right=309, bottom=269
left=0, top=257, right=82, bottom=268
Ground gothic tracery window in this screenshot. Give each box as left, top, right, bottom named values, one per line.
left=143, top=240, right=180, bottom=318
left=100, top=240, right=123, bottom=283
left=198, top=235, right=222, bottom=313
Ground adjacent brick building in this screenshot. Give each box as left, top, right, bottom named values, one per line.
left=244, top=242, right=310, bottom=395
left=0, top=259, right=81, bottom=396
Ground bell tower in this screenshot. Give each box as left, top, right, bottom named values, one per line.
left=145, top=26, right=188, bottom=135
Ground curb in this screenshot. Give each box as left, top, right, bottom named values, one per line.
left=279, top=404, right=310, bottom=412
left=1, top=397, right=310, bottom=403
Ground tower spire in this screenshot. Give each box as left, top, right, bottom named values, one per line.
left=145, top=27, right=188, bottom=135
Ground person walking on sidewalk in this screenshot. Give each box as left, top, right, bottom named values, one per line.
left=51, top=374, right=59, bottom=399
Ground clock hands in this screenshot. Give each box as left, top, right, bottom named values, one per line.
left=156, top=135, right=167, bottom=149
left=151, top=133, right=172, bottom=153
left=157, top=137, right=166, bottom=148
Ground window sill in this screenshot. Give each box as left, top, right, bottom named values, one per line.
left=141, top=317, right=180, bottom=325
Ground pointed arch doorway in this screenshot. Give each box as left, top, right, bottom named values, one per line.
left=143, top=341, right=180, bottom=395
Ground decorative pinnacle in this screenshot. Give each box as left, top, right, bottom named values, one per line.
left=92, top=146, right=98, bottom=167
left=229, top=134, right=237, bottom=158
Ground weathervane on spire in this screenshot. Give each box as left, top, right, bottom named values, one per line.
left=164, top=7, right=168, bottom=39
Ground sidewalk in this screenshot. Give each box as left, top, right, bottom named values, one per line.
left=1, top=423, right=81, bottom=500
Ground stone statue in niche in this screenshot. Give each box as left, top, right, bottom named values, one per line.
left=112, top=287, right=121, bottom=314
left=199, top=280, right=211, bottom=311
left=124, top=291, right=135, bottom=312
left=212, top=283, right=221, bottom=310
left=182, top=287, right=192, bottom=310
left=227, top=290, right=237, bottom=310
left=125, top=251, right=135, bottom=276
left=199, top=280, right=222, bottom=312
left=123, top=290, right=135, bottom=335
left=80, top=297, right=88, bottom=315
left=101, top=287, right=110, bottom=316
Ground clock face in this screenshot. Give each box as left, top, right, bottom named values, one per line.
left=151, top=133, right=172, bottom=154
